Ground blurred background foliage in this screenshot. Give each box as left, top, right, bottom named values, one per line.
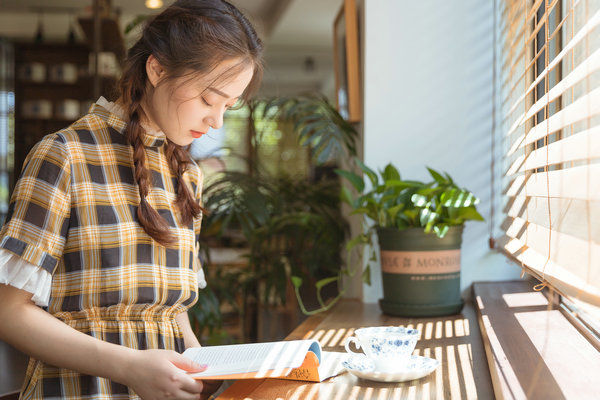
left=188, top=95, right=358, bottom=343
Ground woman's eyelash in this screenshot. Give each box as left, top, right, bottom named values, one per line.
left=202, top=96, right=235, bottom=109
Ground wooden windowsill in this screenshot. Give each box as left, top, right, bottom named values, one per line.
left=218, top=298, right=495, bottom=399
left=473, top=281, right=600, bottom=400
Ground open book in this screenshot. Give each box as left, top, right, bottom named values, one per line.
left=182, top=340, right=345, bottom=382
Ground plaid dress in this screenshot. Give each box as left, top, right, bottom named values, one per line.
left=0, top=103, right=203, bottom=399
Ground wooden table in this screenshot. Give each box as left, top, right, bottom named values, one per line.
left=217, top=299, right=494, bottom=399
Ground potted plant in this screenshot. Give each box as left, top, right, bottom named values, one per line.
left=198, top=166, right=348, bottom=341
left=254, top=95, right=484, bottom=317
left=333, top=159, right=485, bottom=316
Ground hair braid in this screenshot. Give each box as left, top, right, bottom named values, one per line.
left=129, top=109, right=177, bottom=246
left=165, top=142, right=202, bottom=227
left=120, top=53, right=176, bottom=246
left=116, top=0, right=263, bottom=246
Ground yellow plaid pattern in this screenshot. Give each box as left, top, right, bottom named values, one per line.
left=0, top=104, right=203, bottom=399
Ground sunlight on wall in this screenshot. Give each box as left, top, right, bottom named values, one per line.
left=361, top=0, right=522, bottom=304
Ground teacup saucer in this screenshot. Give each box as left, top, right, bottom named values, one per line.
left=341, top=354, right=439, bottom=383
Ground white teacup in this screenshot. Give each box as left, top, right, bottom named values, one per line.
left=344, top=326, right=420, bottom=372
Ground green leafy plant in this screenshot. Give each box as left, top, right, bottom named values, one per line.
left=294, top=159, right=485, bottom=314
left=260, top=94, right=359, bottom=163
left=187, top=285, right=231, bottom=344
left=199, top=166, right=348, bottom=340
left=202, top=169, right=347, bottom=305
left=338, top=159, right=484, bottom=239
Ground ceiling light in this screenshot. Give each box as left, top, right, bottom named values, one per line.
left=145, top=0, right=163, bottom=9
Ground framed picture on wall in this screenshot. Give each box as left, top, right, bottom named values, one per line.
left=333, top=0, right=361, bottom=122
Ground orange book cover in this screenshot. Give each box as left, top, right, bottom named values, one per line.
left=277, top=350, right=321, bottom=382
left=277, top=350, right=346, bottom=382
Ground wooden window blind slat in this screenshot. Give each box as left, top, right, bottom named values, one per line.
left=507, top=125, right=600, bottom=171
left=505, top=196, right=600, bottom=243
left=497, top=233, right=600, bottom=305
left=524, top=48, right=600, bottom=121
left=506, top=8, right=600, bottom=114
left=505, top=85, right=600, bottom=150
left=498, top=0, right=600, bottom=305
left=504, top=164, right=600, bottom=200
left=502, top=221, right=599, bottom=294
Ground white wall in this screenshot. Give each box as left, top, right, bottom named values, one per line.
left=361, top=0, right=522, bottom=303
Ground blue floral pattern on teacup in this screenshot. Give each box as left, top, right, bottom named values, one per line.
left=351, top=326, right=420, bottom=358
left=345, top=326, right=421, bottom=372
left=342, top=354, right=375, bottom=372
left=366, top=336, right=419, bottom=357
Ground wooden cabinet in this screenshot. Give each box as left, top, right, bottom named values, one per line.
left=13, top=42, right=117, bottom=182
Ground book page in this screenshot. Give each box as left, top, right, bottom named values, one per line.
left=183, top=340, right=320, bottom=379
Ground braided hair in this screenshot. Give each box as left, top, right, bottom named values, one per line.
left=117, top=0, right=263, bottom=246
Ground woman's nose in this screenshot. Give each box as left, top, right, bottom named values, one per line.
left=205, top=108, right=225, bottom=130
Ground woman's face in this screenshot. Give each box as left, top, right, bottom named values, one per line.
left=143, top=56, right=254, bottom=146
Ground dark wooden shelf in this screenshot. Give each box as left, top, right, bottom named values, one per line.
left=18, top=76, right=116, bottom=87
left=14, top=42, right=106, bottom=183
left=15, top=42, right=90, bottom=65
left=17, top=118, right=78, bottom=123
left=18, top=80, right=79, bottom=86
left=77, top=17, right=126, bottom=62
left=18, top=77, right=117, bottom=101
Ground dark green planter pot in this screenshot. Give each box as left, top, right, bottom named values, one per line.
left=376, top=226, right=464, bottom=317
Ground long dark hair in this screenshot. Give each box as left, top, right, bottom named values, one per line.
left=117, top=0, right=263, bottom=246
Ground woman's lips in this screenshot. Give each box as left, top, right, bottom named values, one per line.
left=191, top=130, right=205, bottom=139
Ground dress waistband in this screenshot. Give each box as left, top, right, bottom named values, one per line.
left=52, top=304, right=184, bottom=323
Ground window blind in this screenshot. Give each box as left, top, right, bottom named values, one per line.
left=497, top=0, right=600, bottom=305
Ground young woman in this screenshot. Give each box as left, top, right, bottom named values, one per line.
left=0, top=1, right=263, bottom=399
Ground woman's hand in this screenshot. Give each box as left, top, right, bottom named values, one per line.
left=173, top=312, right=221, bottom=398
left=123, top=349, right=208, bottom=400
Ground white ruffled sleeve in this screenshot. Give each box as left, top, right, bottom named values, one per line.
left=197, top=267, right=207, bottom=289
left=0, top=248, right=52, bottom=307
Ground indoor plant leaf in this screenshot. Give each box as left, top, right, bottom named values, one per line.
left=355, top=157, right=379, bottom=188
left=419, top=208, right=439, bottom=231
left=433, top=224, right=450, bottom=238
left=386, top=204, right=404, bottom=222
left=411, top=193, right=430, bottom=207
left=455, top=205, right=485, bottom=221
left=362, top=264, right=371, bottom=285
left=291, top=276, right=303, bottom=289
left=427, top=166, right=449, bottom=185
left=340, top=186, right=356, bottom=207
left=384, top=179, right=421, bottom=190
left=335, top=168, right=365, bottom=193
left=440, top=188, right=479, bottom=208
left=315, top=276, right=339, bottom=290
left=382, top=163, right=401, bottom=181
